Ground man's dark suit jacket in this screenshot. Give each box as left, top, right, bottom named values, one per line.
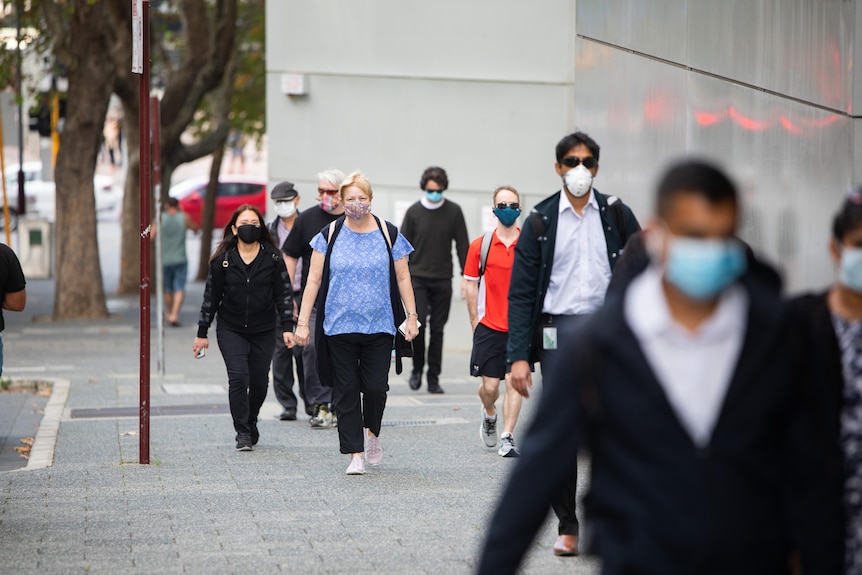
left=478, top=258, right=842, bottom=575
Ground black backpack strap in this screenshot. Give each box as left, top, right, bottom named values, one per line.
left=374, top=215, right=408, bottom=375
left=478, top=230, right=494, bottom=284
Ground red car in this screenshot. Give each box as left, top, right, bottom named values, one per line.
left=168, top=175, right=267, bottom=228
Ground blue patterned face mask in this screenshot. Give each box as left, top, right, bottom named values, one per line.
left=425, top=190, right=443, bottom=203
left=665, top=237, right=747, bottom=300
left=840, top=247, right=862, bottom=293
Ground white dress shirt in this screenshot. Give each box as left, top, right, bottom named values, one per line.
left=624, top=265, right=748, bottom=447
left=542, top=191, right=611, bottom=315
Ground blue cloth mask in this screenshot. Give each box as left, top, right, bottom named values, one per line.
left=665, top=237, right=747, bottom=300
left=840, top=247, right=862, bottom=293
left=493, top=206, right=521, bottom=227
left=425, top=190, right=443, bottom=203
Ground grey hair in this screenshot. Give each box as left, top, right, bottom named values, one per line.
left=317, top=168, right=345, bottom=190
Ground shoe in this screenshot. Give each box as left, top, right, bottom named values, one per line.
left=427, top=382, right=445, bottom=394
left=365, top=429, right=383, bottom=466
left=169, top=319, right=182, bottom=327
left=408, top=372, right=422, bottom=391
left=331, top=412, right=338, bottom=427
left=481, top=413, right=497, bottom=448
left=309, top=404, right=333, bottom=428
left=279, top=409, right=297, bottom=421
left=250, top=423, right=259, bottom=446
left=553, top=535, right=578, bottom=557
left=235, top=434, right=253, bottom=451
left=498, top=433, right=520, bottom=457
left=346, top=456, right=366, bottom=475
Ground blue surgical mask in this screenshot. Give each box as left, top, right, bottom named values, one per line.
left=493, top=206, right=521, bottom=227
left=840, top=247, right=862, bottom=293
left=425, top=190, right=444, bottom=203
left=665, top=237, right=747, bottom=301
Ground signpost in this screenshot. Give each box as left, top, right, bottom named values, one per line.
left=132, top=0, right=151, bottom=465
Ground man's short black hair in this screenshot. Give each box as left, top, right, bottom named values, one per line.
left=655, top=159, right=738, bottom=217
left=555, top=131, right=601, bottom=164
left=832, top=187, right=862, bottom=241
left=166, top=197, right=179, bottom=209
left=420, top=166, right=448, bottom=191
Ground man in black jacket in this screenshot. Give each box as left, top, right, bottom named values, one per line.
left=480, top=159, right=840, bottom=574
left=506, top=131, right=640, bottom=555
left=268, top=181, right=305, bottom=421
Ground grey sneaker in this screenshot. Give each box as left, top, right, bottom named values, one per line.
left=480, top=413, right=497, bottom=448
left=310, top=404, right=333, bottom=428
left=498, top=433, right=520, bottom=458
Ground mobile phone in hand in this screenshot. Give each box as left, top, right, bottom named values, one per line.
left=196, top=348, right=206, bottom=359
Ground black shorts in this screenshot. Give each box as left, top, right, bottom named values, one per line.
left=470, top=323, right=508, bottom=379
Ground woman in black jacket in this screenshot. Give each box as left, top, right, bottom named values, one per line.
left=787, top=191, right=862, bottom=573
left=193, top=204, right=295, bottom=451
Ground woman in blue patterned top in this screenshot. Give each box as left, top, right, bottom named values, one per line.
left=295, top=172, right=419, bottom=475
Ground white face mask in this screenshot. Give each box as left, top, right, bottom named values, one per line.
left=275, top=201, right=296, bottom=219
left=840, top=247, right=862, bottom=293
left=564, top=165, right=593, bottom=197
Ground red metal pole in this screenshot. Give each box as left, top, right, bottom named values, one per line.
left=139, top=0, right=151, bottom=465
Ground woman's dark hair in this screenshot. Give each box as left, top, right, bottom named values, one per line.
left=655, top=158, right=737, bottom=218
left=555, top=131, right=601, bottom=164
left=832, top=187, right=862, bottom=241
left=420, top=166, right=448, bottom=191
left=210, top=204, right=277, bottom=263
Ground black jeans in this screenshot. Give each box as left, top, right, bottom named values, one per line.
left=411, top=276, right=453, bottom=381
left=272, top=327, right=306, bottom=413
left=216, top=326, right=275, bottom=436
left=327, top=333, right=392, bottom=454
left=540, top=313, right=589, bottom=537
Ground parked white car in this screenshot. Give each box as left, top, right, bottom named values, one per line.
left=1, top=162, right=122, bottom=228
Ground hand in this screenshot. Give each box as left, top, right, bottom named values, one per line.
left=509, top=360, right=533, bottom=398
left=470, top=318, right=479, bottom=332
left=294, top=324, right=310, bottom=346
left=193, top=337, right=208, bottom=358
left=403, top=316, right=419, bottom=341
left=283, top=331, right=295, bottom=348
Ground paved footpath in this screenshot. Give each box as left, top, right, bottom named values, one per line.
left=0, top=279, right=598, bottom=574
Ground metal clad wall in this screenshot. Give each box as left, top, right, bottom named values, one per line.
left=575, top=0, right=857, bottom=292
left=267, top=0, right=576, bottom=350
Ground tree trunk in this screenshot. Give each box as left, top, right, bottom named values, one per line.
left=52, top=4, right=113, bottom=319
left=118, top=103, right=141, bottom=295
left=196, top=146, right=225, bottom=281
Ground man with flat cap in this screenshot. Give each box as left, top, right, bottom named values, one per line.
left=268, top=181, right=306, bottom=420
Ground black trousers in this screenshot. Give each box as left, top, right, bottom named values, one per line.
left=272, top=327, right=306, bottom=413
left=327, top=333, right=392, bottom=454
left=216, top=326, right=275, bottom=436
left=540, top=313, right=588, bottom=537
left=411, top=276, right=453, bottom=380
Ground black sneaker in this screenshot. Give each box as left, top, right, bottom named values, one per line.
left=250, top=423, right=259, bottom=446
left=427, top=377, right=445, bottom=394
left=279, top=409, right=297, bottom=421
left=408, top=372, right=422, bottom=391
left=235, top=434, right=253, bottom=451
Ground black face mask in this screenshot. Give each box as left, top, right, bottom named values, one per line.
left=236, top=224, right=262, bottom=244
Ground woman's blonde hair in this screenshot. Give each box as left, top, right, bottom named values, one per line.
left=339, top=171, right=373, bottom=200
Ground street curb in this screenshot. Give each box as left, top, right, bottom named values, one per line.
left=23, top=377, right=69, bottom=471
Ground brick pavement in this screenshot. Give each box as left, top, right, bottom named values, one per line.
left=0, top=278, right=598, bottom=574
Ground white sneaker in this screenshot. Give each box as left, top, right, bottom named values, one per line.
left=365, top=429, right=383, bottom=466
left=480, top=412, right=497, bottom=448
left=310, top=404, right=333, bottom=428
left=346, top=456, right=366, bottom=475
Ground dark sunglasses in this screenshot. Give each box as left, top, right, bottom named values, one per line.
left=495, top=202, right=520, bottom=210
left=318, top=187, right=339, bottom=195
left=561, top=156, right=598, bottom=169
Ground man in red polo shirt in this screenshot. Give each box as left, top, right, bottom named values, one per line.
left=464, top=186, right=523, bottom=457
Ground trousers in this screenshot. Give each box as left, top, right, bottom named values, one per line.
left=216, top=326, right=275, bottom=436
left=411, top=276, right=453, bottom=380
left=300, top=306, right=333, bottom=406
left=327, top=333, right=392, bottom=454
left=272, top=326, right=306, bottom=413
